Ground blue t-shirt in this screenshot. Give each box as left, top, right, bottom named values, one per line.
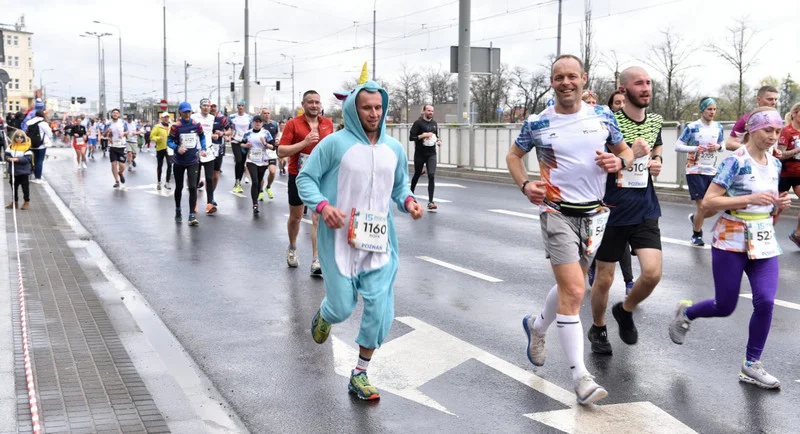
left=603, top=110, right=664, bottom=226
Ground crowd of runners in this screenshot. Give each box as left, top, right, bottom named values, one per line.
left=3, top=54, right=799, bottom=405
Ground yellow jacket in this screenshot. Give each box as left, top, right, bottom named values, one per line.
left=150, top=123, right=170, bottom=151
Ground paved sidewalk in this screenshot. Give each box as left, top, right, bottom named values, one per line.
left=5, top=183, right=169, bottom=433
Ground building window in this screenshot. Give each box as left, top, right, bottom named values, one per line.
left=13, top=36, right=18, bottom=46
left=29, top=79, right=32, bottom=90
left=14, top=79, right=19, bottom=90
left=28, top=57, right=31, bottom=68
left=28, top=36, right=31, bottom=46
left=14, top=56, right=19, bottom=67
left=5, top=35, right=10, bottom=46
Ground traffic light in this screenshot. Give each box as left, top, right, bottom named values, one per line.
left=77, top=97, right=86, bottom=104
left=71, top=97, right=76, bottom=104
left=276, top=81, right=280, bottom=91
left=230, top=82, right=235, bottom=92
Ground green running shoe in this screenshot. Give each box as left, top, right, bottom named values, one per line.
left=348, top=370, right=380, bottom=400
left=311, top=310, right=331, bottom=344
left=258, top=191, right=265, bottom=201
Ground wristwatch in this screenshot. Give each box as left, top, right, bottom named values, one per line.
left=521, top=180, right=531, bottom=193
left=651, top=155, right=663, bottom=162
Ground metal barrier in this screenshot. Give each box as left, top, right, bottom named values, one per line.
left=386, top=120, right=738, bottom=187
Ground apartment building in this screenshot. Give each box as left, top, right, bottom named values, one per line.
left=1, top=18, right=35, bottom=114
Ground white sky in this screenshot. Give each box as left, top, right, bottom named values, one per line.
left=3, top=0, right=799, bottom=112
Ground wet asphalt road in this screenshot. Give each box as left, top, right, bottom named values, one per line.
left=40, top=147, right=799, bottom=434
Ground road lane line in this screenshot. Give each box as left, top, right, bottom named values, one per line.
left=416, top=256, right=502, bottom=283
left=283, top=214, right=312, bottom=225
left=489, top=209, right=712, bottom=249
left=273, top=180, right=288, bottom=186
left=740, top=294, right=800, bottom=311
left=413, top=183, right=466, bottom=188
left=431, top=197, right=452, bottom=203
left=488, top=209, right=539, bottom=220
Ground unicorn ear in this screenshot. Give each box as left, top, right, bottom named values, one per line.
left=358, top=62, right=369, bottom=85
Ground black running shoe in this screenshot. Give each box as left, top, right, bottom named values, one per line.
left=588, top=325, right=613, bottom=355
left=612, top=302, right=638, bottom=345
left=119, top=173, right=126, bottom=184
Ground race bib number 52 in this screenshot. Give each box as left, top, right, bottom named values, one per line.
left=585, top=207, right=610, bottom=256
left=745, top=218, right=781, bottom=259
left=348, top=209, right=389, bottom=253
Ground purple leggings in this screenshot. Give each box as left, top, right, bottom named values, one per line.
left=686, top=248, right=779, bottom=362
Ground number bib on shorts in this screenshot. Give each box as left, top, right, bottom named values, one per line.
left=267, top=148, right=278, bottom=160
left=617, top=156, right=649, bottom=188
left=298, top=152, right=310, bottom=170
left=585, top=207, right=610, bottom=256
left=75, top=138, right=85, bottom=145
left=167, top=147, right=174, bottom=156
left=348, top=209, right=389, bottom=253
left=745, top=218, right=781, bottom=259
left=181, top=133, right=198, bottom=149
left=249, top=147, right=263, bottom=162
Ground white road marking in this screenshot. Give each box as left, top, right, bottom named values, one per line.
left=416, top=256, right=503, bottom=283
left=273, top=180, right=288, bottom=186
left=413, top=183, right=466, bottom=188
left=488, top=209, right=539, bottom=220
left=660, top=236, right=711, bottom=250
left=740, top=293, right=800, bottom=311
left=490, top=209, right=713, bottom=249
left=283, top=214, right=312, bottom=225
left=332, top=316, right=694, bottom=433
left=145, top=190, right=174, bottom=197
left=229, top=191, right=246, bottom=198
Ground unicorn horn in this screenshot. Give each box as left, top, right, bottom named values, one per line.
left=358, top=62, right=369, bottom=85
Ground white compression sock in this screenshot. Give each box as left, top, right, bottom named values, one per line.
left=556, top=314, right=589, bottom=381
left=533, top=284, right=559, bottom=335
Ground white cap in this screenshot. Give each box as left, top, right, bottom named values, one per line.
left=160, top=112, right=170, bottom=118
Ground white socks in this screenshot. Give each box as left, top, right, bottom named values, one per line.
left=533, top=284, right=559, bottom=335
left=556, top=314, right=589, bottom=381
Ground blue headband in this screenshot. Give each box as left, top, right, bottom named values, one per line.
left=700, top=98, right=717, bottom=112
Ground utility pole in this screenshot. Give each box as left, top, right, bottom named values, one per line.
left=457, top=0, right=471, bottom=124
left=372, top=1, right=376, bottom=79
left=556, top=0, right=563, bottom=56
left=163, top=0, right=167, bottom=101
left=243, top=0, right=250, bottom=110
left=184, top=61, right=191, bottom=101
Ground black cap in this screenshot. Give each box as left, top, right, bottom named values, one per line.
left=253, top=115, right=263, bottom=122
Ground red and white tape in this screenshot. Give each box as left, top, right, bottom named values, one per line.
left=9, top=162, right=42, bottom=433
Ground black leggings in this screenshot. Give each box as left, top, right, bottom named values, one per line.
left=199, top=160, right=215, bottom=204
left=9, top=174, right=30, bottom=202
left=157, top=149, right=172, bottom=183
left=232, top=142, right=246, bottom=182
left=410, top=151, right=437, bottom=203
left=173, top=164, right=200, bottom=212
left=247, top=163, right=268, bottom=204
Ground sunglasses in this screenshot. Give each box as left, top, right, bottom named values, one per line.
left=14, top=135, right=25, bottom=140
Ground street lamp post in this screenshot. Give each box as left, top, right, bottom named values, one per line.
left=39, top=68, right=54, bottom=100
left=82, top=32, right=111, bottom=116
left=252, top=28, right=280, bottom=84
left=243, top=0, right=250, bottom=111
left=280, top=54, right=295, bottom=114
left=217, top=40, right=240, bottom=109
left=93, top=21, right=123, bottom=114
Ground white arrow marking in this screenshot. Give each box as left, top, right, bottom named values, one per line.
left=526, top=401, right=696, bottom=434
left=740, top=293, right=800, bottom=311
left=488, top=209, right=540, bottom=220
left=283, top=214, right=312, bottom=225
left=331, top=316, right=694, bottom=432
left=416, top=256, right=503, bottom=282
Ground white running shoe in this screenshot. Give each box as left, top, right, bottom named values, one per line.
left=574, top=374, right=608, bottom=405
left=668, top=300, right=693, bottom=345
left=739, top=360, right=780, bottom=389
left=522, top=314, right=546, bottom=366
left=287, top=248, right=299, bottom=268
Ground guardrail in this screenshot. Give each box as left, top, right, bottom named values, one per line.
left=386, top=121, right=738, bottom=187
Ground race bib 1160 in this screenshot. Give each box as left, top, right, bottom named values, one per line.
left=348, top=209, right=389, bottom=253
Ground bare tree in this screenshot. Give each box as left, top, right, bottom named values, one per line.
left=470, top=64, right=511, bottom=123
left=710, top=19, right=766, bottom=117
left=508, top=66, right=549, bottom=121
left=601, top=50, right=624, bottom=88
left=646, top=29, right=693, bottom=120
left=423, top=68, right=457, bottom=104
left=579, top=0, right=598, bottom=88
left=390, top=64, right=424, bottom=122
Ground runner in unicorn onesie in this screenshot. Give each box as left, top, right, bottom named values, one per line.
left=297, top=78, right=424, bottom=401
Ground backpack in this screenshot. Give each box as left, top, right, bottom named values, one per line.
left=26, top=120, right=44, bottom=148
